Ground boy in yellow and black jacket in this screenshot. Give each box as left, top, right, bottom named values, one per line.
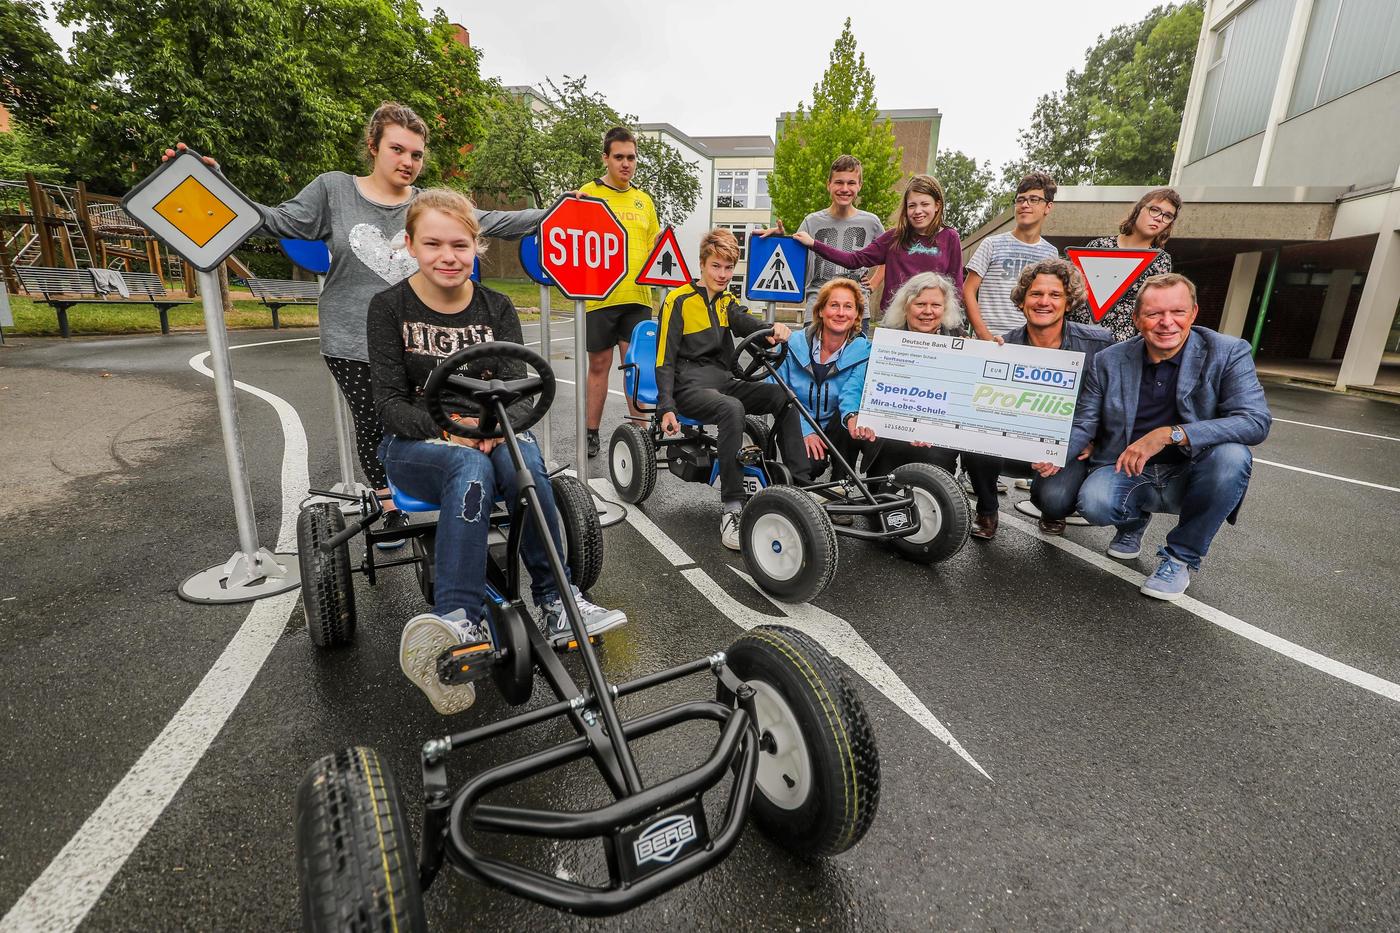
left=656, top=229, right=814, bottom=549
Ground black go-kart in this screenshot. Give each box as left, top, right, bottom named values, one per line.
left=292, top=342, right=881, bottom=928
left=608, top=321, right=970, bottom=603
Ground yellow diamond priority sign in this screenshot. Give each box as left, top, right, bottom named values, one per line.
left=122, top=150, right=263, bottom=271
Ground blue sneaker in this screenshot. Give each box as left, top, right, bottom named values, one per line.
left=1141, top=556, right=1191, bottom=601
left=1106, top=526, right=1144, bottom=560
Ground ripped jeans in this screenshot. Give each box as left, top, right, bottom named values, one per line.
left=378, top=433, right=568, bottom=620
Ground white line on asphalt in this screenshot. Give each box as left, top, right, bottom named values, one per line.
left=588, top=478, right=990, bottom=779
left=1, top=348, right=310, bottom=933
left=997, top=510, right=1400, bottom=705
left=1255, top=458, right=1400, bottom=493
left=1272, top=417, right=1400, bottom=443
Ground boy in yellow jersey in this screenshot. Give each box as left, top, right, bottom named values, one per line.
left=657, top=229, right=814, bottom=550
left=580, top=127, right=661, bottom=458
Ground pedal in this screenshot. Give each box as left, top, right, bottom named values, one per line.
left=552, top=633, right=601, bottom=654
left=436, top=639, right=502, bottom=685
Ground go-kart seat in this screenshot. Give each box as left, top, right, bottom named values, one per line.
left=387, top=480, right=440, bottom=513
left=623, top=320, right=701, bottom=428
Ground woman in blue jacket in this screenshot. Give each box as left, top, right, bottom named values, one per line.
left=773, top=278, right=872, bottom=482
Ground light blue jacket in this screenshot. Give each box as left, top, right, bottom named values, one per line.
left=772, top=329, right=871, bottom=437
left=1067, top=326, right=1272, bottom=466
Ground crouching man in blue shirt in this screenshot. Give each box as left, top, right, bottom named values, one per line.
left=1036, top=272, right=1271, bottom=600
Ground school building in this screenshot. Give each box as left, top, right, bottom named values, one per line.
left=964, top=0, right=1400, bottom=396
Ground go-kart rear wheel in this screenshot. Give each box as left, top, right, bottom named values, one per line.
left=296, top=502, right=356, bottom=647
left=888, top=463, right=970, bottom=564
left=552, top=473, right=603, bottom=592
left=740, top=485, right=837, bottom=604
left=742, top=415, right=771, bottom=455
left=296, top=746, right=425, bottom=933
left=719, top=625, right=879, bottom=857
left=609, top=423, right=656, bottom=503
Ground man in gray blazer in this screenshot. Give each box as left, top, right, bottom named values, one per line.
left=1035, top=273, right=1271, bottom=600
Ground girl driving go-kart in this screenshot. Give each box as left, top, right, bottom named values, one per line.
left=367, top=188, right=624, bottom=715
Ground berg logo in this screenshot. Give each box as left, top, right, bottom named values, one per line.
left=972, top=384, right=1074, bottom=418
left=633, top=813, right=697, bottom=866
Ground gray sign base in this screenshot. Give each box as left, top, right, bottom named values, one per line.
left=179, top=548, right=301, bottom=604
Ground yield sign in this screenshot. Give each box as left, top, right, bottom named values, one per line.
left=636, top=227, right=690, bottom=287
left=1066, top=247, right=1160, bottom=322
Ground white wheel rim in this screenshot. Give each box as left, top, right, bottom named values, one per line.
left=748, top=679, right=812, bottom=810
left=611, top=439, right=634, bottom=487
left=750, top=512, right=805, bottom=581
left=905, top=485, right=943, bottom=545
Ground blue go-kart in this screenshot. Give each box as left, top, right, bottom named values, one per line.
left=292, top=342, right=881, bottom=928
left=608, top=322, right=970, bottom=603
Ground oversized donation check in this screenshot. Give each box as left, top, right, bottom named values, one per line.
left=857, top=328, right=1087, bottom=466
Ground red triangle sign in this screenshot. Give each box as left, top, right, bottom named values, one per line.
left=1066, top=247, right=1160, bottom=322
left=636, top=227, right=691, bottom=287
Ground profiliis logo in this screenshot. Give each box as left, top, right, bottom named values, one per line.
left=972, top=384, right=1074, bottom=418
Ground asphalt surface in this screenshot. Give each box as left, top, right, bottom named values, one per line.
left=1, top=325, right=1397, bottom=932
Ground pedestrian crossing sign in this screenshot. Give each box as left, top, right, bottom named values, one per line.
left=1065, top=247, right=1161, bottom=322
left=745, top=234, right=806, bottom=303
left=636, top=227, right=691, bottom=287
left=122, top=149, right=263, bottom=272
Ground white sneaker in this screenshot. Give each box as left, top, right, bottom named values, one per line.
left=399, top=610, right=486, bottom=715
left=541, top=586, right=627, bottom=647
left=720, top=509, right=741, bottom=550
left=1014, top=478, right=1033, bottom=491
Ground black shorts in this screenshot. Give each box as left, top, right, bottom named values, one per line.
left=585, top=303, right=652, bottom=353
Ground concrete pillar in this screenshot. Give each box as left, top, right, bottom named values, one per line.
left=1308, top=269, right=1355, bottom=360
left=1338, top=229, right=1400, bottom=389
left=1218, top=251, right=1263, bottom=338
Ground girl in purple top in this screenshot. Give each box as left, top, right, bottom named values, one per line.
left=793, top=174, right=962, bottom=315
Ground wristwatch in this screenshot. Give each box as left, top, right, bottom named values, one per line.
left=1169, top=425, right=1187, bottom=446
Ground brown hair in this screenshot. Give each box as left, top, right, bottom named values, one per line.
left=405, top=187, right=484, bottom=254
left=1011, top=258, right=1084, bottom=308
left=603, top=126, right=637, bottom=156
left=1133, top=272, right=1197, bottom=312
left=699, top=228, right=740, bottom=266
left=892, top=174, right=946, bottom=248
left=365, top=101, right=429, bottom=156
left=1119, top=187, right=1182, bottom=248
left=1017, top=171, right=1057, bottom=202
left=828, top=154, right=863, bottom=181
left=806, top=277, right=866, bottom=341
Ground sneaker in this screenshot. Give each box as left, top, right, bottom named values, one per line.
left=1141, top=556, right=1191, bottom=601
left=997, top=480, right=1009, bottom=494
left=586, top=429, right=601, bottom=458
left=541, top=586, right=628, bottom=647
left=720, top=509, right=742, bottom=550
left=376, top=510, right=410, bottom=550
left=399, top=611, right=487, bottom=715
left=1106, top=527, right=1144, bottom=560
left=1014, top=478, right=1033, bottom=491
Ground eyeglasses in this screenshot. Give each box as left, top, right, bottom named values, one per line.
left=1014, top=195, right=1048, bottom=206
left=1146, top=205, right=1177, bottom=223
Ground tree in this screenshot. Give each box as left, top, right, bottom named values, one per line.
left=769, top=18, right=902, bottom=233
left=934, top=149, right=998, bottom=235
left=465, top=76, right=701, bottom=229
left=0, top=0, right=69, bottom=133
left=0, top=116, right=61, bottom=178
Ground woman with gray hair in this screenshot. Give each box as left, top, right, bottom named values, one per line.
left=847, top=271, right=1003, bottom=530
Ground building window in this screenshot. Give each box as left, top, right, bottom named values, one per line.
left=717, top=223, right=749, bottom=264
left=1289, top=0, right=1400, bottom=117
left=716, top=170, right=750, bottom=208
left=756, top=171, right=771, bottom=210
left=1189, top=0, right=1292, bottom=161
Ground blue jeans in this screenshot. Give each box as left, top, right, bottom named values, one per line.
left=1076, top=443, right=1253, bottom=569
left=378, top=433, right=568, bottom=620
left=1029, top=456, right=1092, bottom=521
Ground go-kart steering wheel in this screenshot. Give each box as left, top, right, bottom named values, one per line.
left=422, top=342, right=555, bottom=439
left=730, top=328, right=789, bottom=383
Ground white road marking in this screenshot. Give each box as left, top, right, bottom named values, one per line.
left=1, top=347, right=309, bottom=933
left=1255, top=458, right=1400, bottom=494
left=1272, top=417, right=1400, bottom=443
left=997, top=510, right=1400, bottom=705
left=588, top=479, right=990, bottom=779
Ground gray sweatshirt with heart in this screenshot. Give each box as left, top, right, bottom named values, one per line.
left=255, top=171, right=542, bottom=361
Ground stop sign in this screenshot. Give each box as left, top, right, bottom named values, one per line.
left=538, top=195, right=629, bottom=300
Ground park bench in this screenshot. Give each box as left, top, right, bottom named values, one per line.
left=15, top=266, right=188, bottom=338
left=244, top=277, right=318, bottom=328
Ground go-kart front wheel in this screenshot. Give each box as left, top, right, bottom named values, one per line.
left=740, top=485, right=837, bottom=604
left=296, top=502, right=356, bottom=647
left=887, top=463, right=970, bottom=564
left=720, top=625, right=880, bottom=857
left=296, top=746, right=426, bottom=933
left=552, top=472, right=604, bottom=592
left=608, top=422, right=657, bottom=503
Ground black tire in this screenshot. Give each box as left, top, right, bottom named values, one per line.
left=888, top=463, right=970, bottom=564
left=608, top=423, right=656, bottom=503
left=488, top=601, right=535, bottom=707
left=719, top=625, right=880, bottom=857
left=742, top=415, right=771, bottom=457
left=296, top=746, right=426, bottom=933
left=297, top=502, right=356, bottom=648
left=740, top=485, right=837, bottom=604
left=411, top=532, right=435, bottom=605
left=551, top=473, right=604, bottom=592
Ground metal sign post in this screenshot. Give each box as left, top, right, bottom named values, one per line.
left=765, top=301, right=775, bottom=324
left=123, top=150, right=299, bottom=603
left=538, top=284, right=554, bottom=462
